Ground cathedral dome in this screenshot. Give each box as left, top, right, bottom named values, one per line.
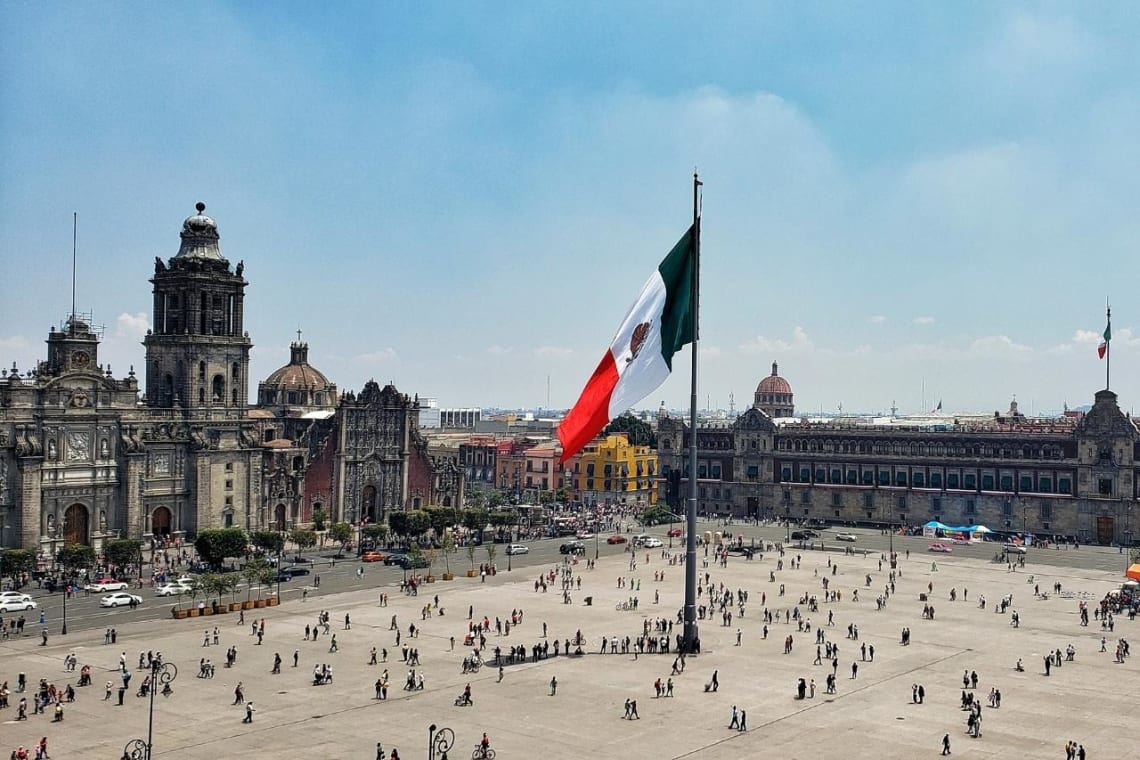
left=175, top=202, right=225, bottom=260
left=756, top=362, right=792, bottom=395
left=258, top=338, right=337, bottom=409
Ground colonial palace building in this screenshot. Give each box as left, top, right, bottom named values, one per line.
left=657, top=364, right=1139, bottom=545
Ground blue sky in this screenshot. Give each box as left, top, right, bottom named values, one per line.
left=3, top=3, right=1138, bottom=416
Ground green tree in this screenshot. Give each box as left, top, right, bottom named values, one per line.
left=242, top=560, right=272, bottom=601
left=387, top=511, right=409, bottom=537
left=362, top=523, right=389, bottom=543
left=311, top=506, right=328, bottom=532
left=425, top=547, right=439, bottom=577
left=328, top=522, right=353, bottom=554
left=104, top=539, right=142, bottom=572
left=466, top=543, right=478, bottom=572
left=462, top=508, right=489, bottom=532
left=251, top=531, right=285, bottom=555
left=56, top=544, right=96, bottom=575
left=487, top=491, right=505, bottom=508
left=484, top=543, right=498, bottom=569
left=194, top=528, right=248, bottom=570
left=489, top=511, right=516, bottom=527
left=423, top=506, right=459, bottom=536
left=406, top=510, right=431, bottom=536
left=604, top=412, right=656, bottom=447
left=289, top=528, right=318, bottom=554
left=0, top=549, right=36, bottom=579
left=441, top=533, right=456, bottom=576
left=638, top=505, right=679, bottom=526
left=200, top=573, right=236, bottom=606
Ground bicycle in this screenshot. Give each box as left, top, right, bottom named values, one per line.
left=471, top=746, right=496, bottom=760
left=616, top=602, right=631, bottom=611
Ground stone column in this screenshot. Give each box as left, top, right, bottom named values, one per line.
left=125, top=454, right=146, bottom=539
left=17, top=457, right=44, bottom=551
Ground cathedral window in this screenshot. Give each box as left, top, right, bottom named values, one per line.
left=198, top=361, right=206, bottom=380
left=212, top=375, right=225, bottom=403
left=232, top=362, right=240, bottom=381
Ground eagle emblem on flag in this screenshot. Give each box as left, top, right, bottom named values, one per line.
left=628, top=321, right=651, bottom=363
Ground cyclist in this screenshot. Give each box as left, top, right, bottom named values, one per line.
left=479, top=733, right=491, bottom=757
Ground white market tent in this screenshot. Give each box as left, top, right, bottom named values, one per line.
left=922, top=521, right=992, bottom=541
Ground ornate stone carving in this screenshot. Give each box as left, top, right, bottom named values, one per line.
left=66, top=431, right=91, bottom=462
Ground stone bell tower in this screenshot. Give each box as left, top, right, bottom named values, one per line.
left=143, top=203, right=252, bottom=417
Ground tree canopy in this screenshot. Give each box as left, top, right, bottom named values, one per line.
left=104, top=539, right=142, bottom=571
left=604, top=412, right=656, bottom=448
left=289, top=528, right=318, bottom=553
left=56, top=544, right=97, bottom=574
left=0, top=549, right=36, bottom=578
left=251, top=531, right=285, bottom=555
left=194, top=528, right=247, bottom=570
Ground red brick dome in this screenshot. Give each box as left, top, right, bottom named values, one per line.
left=756, top=362, right=792, bottom=395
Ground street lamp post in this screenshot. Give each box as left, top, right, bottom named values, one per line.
left=428, top=723, right=455, bottom=760
left=121, top=660, right=178, bottom=760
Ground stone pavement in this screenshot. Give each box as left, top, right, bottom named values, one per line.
left=1, top=540, right=1133, bottom=760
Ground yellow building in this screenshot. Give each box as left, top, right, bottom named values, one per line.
left=567, top=433, right=658, bottom=506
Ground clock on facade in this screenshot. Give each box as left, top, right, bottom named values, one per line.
left=71, top=350, right=90, bottom=368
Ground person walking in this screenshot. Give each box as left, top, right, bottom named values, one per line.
left=942, top=733, right=951, bottom=755
left=329, top=635, right=338, bottom=653
left=738, top=709, right=747, bottom=732
left=233, top=682, right=244, bottom=705
left=243, top=701, right=255, bottom=723
left=550, top=676, right=557, bottom=696
left=272, top=653, right=281, bottom=674
left=729, top=705, right=739, bottom=730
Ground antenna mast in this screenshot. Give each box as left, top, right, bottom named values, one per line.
left=71, top=212, right=77, bottom=319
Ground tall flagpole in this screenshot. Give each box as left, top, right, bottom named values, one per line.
left=71, top=212, right=78, bottom=320
left=1106, top=304, right=1111, bottom=391
left=683, top=172, right=702, bottom=653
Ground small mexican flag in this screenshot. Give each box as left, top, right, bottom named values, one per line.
left=1098, top=322, right=1110, bottom=359
left=558, top=226, right=696, bottom=462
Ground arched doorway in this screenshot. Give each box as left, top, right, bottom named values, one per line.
left=152, top=506, right=172, bottom=537
left=64, top=503, right=89, bottom=545
left=274, top=503, right=287, bottom=532
left=362, top=486, right=377, bottom=523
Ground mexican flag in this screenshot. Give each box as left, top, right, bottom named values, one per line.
left=558, top=225, right=696, bottom=462
left=1098, top=322, right=1110, bottom=359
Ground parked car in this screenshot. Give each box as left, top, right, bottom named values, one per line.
left=642, top=537, right=664, bottom=548
left=505, top=544, right=530, bottom=556
left=362, top=552, right=387, bottom=562
left=791, top=530, right=820, bottom=540
left=1003, top=543, right=1028, bottom=555
left=384, top=554, right=409, bottom=566
left=397, top=555, right=430, bottom=570
left=0, top=597, right=37, bottom=613
left=835, top=533, right=858, bottom=542
left=607, top=535, right=628, bottom=544
left=0, top=591, right=34, bottom=603
left=100, top=592, right=142, bottom=608
left=927, top=543, right=953, bottom=553
left=667, top=528, right=683, bottom=538
left=281, top=566, right=310, bottom=577
left=575, top=531, right=596, bottom=540
left=560, top=541, right=586, bottom=555
left=86, top=580, right=129, bottom=593
left=154, top=583, right=191, bottom=597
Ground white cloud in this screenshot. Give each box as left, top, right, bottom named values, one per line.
left=738, top=326, right=813, bottom=355
left=534, top=346, right=573, bottom=359
left=913, top=316, right=935, bottom=325
left=1043, top=343, right=1073, bottom=356
left=113, top=312, right=150, bottom=340
left=867, top=315, right=888, bottom=325
left=356, top=348, right=399, bottom=363
left=0, top=336, right=30, bottom=352
left=969, top=335, right=1034, bottom=355
left=485, top=345, right=512, bottom=356
left=1072, top=329, right=1100, bottom=345
left=700, top=345, right=722, bottom=358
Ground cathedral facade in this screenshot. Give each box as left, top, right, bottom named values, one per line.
left=0, top=204, right=458, bottom=555
left=658, top=366, right=1140, bottom=545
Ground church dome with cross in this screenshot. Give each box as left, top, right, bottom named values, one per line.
left=258, top=331, right=337, bottom=409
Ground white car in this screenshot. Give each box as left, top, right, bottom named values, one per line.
left=100, top=592, right=143, bottom=608
left=835, top=533, right=858, bottom=542
left=0, top=591, right=34, bottom=603
left=642, top=537, right=664, bottom=548
left=0, top=597, right=38, bottom=613
left=576, top=532, right=596, bottom=540
left=86, top=580, right=129, bottom=593
left=505, top=544, right=530, bottom=556
left=154, top=583, right=191, bottom=597
left=1002, top=543, right=1027, bottom=555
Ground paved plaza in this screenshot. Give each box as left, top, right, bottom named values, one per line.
left=2, top=533, right=1134, bottom=760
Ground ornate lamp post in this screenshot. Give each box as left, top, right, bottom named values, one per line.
left=121, top=660, right=178, bottom=760
left=428, top=723, right=455, bottom=760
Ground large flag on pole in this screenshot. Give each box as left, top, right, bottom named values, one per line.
left=1098, top=320, right=1111, bottom=359
left=558, top=226, right=696, bottom=462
